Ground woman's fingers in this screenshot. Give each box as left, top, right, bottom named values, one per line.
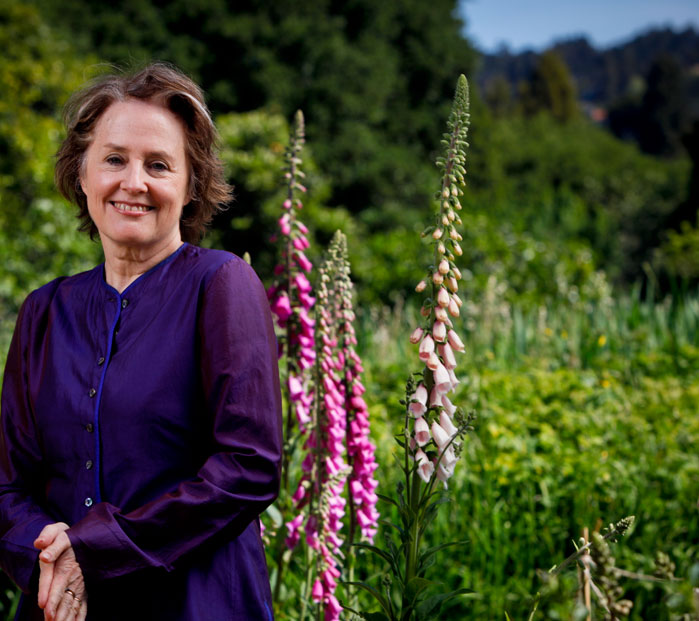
left=44, top=546, right=85, bottom=621
left=76, top=599, right=88, bottom=621
left=51, top=587, right=80, bottom=621
left=38, top=531, right=71, bottom=564
left=34, top=522, right=69, bottom=551
left=37, top=559, right=55, bottom=610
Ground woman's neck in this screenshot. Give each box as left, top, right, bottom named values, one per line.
left=101, top=237, right=183, bottom=293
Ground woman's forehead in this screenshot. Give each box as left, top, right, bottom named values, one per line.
left=91, top=99, right=187, bottom=157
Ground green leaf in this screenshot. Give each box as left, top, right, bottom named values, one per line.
left=414, top=588, right=474, bottom=619
left=343, top=581, right=392, bottom=618
left=405, top=577, right=435, bottom=605
left=419, top=539, right=470, bottom=568
left=353, top=543, right=400, bottom=576
left=377, top=493, right=399, bottom=508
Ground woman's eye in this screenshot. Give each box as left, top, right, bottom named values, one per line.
left=106, top=155, right=123, bottom=165
left=150, top=161, right=169, bottom=172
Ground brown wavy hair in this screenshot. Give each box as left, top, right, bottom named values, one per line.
left=55, top=62, right=233, bottom=244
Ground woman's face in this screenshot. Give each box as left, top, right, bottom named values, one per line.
left=80, top=99, right=190, bottom=254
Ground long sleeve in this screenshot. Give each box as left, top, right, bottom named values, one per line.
left=66, top=257, right=283, bottom=581
left=0, top=296, right=55, bottom=593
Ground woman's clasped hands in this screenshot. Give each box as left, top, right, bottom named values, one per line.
left=33, top=523, right=87, bottom=621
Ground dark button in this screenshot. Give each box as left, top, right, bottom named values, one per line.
left=85, top=460, right=93, bottom=470
left=121, top=299, right=129, bottom=309
left=97, top=356, right=105, bottom=366
left=85, top=423, right=94, bottom=433
left=84, top=497, right=93, bottom=508
left=88, top=388, right=96, bottom=398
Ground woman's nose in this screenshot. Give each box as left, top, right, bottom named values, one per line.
left=120, top=162, right=148, bottom=193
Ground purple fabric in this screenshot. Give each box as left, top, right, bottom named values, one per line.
left=0, top=244, right=282, bottom=620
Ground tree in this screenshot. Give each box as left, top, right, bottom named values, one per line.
left=0, top=2, right=101, bottom=332
left=519, top=51, right=578, bottom=122
left=31, top=0, right=477, bottom=220
left=638, top=54, right=688, bottom=156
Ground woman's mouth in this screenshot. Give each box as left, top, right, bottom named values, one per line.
left=111, top=202, right=154, bottom=214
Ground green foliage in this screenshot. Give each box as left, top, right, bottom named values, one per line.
left=31, top=0, right=477, bottom=220
left=467, top=111, right=691, bottom=287
left=655, top=216, right=699, bottom=281
left=356, top=291, right=699, bottom=619
left=519, top=51, right=578, bottom=122
left=0, top=2, right=102, bottom=355
left=215, top=108, right=358, bottom=278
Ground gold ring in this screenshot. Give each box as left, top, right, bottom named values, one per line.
left=64, top=588, right=77, bottom=599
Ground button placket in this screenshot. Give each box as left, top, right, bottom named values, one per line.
left=88, top=292, right=124, bottom=506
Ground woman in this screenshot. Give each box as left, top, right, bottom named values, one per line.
left=0, top=63, right=282, bottom=621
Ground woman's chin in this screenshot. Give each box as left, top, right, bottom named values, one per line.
left=99, top=226, right=157, bottom=249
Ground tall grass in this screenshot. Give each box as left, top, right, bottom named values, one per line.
left=356, top=289, right=699, bottom=619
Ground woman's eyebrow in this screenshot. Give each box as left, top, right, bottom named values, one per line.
left=102, top=142, right=174, bottom=161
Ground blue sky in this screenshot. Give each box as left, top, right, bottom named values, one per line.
left=459, top=0, right=698, bottom=52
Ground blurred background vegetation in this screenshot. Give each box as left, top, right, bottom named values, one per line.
left=0, top=0, right=697, bottom=618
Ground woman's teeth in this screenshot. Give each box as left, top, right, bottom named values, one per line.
left=113, top=202, right=152, bottom=212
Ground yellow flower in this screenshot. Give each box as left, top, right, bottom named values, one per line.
left=601, top=379, right=610, bottom=389
left=598, top=335, right=607, bottom=347
left=544, top=327, right=553, bottom=337
left=561, top=330, right=568, bottom=340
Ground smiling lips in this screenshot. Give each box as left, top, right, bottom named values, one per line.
left=112, top=201, right=154, bottom=214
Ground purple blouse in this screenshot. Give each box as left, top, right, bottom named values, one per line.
left=0, top=244, right=282, bottom=620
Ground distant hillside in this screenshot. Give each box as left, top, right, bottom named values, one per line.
left=477, top=26, right=699, bottom=106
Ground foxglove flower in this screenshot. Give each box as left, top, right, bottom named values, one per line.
left=407, top=75, right=471, bottom=487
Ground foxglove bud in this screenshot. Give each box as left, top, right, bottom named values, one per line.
left=433, top=362, right=451, bottom=393
left=429, top=386, right=442, bottom=408
left=437, top=287, right=450, bottom=307
left=409, top=400, right=427, bottom=417
left=415, top=449, right=434, bottom=482
left=433, top=271, right=444, bottom=285
left=433, top=320, right=446, bottom=342
left=412, top=383, right=428, bottom=405
left=431, top=421, right=450, bottom=450
left=438, top=343, right=457, bottom=369
left=415, top=279, right=427, bottom=292
left=440, top=411, right=459, bottom=439
left=409, top=326, right=424, bottom=344
left=438, top=259, right=450, bottom=275
left=414, top=417, right=430, bottom=446
left=447, top=329, right=465, bottom=352
left=419, top=335, right=435, bottom=360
